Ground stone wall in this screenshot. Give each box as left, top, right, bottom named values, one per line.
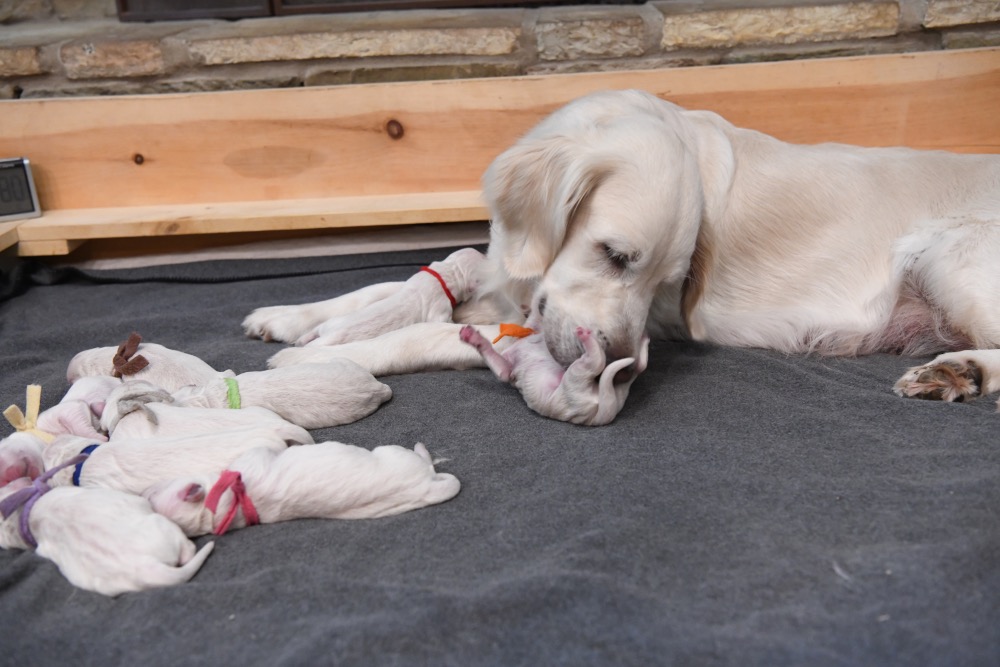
left=1, top=0, right=999, bottom=98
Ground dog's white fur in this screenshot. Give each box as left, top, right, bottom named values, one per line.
left=67, top=342, right=228, bottom=392
left=100, top=379, right=315, bottom=444
left=143, top=441, right=461, bottom=536
left=43, top=430, right=289, bottom=495
left=244, top=90, right=1000, bottom=417
left=170, top=362, right=392, bottom=429
left=0, top=477, right=214, bottom=597
left=0, top=377, right=120, bottom=486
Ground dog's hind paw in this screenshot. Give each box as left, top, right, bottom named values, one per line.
left=894, top=359, right=983, bottom=402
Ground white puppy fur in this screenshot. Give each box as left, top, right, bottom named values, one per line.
left=35, top=376, right=120, bottom=441
left=144, top=441, right=461, bottom=536
left=170, top=362, right=392, bottom=429
left=0, top=377, right=120, bottom=487
left=100, top=379, right=315, bottom=443
left=459, top=324, right=649, bottom=425
left=67, top=341, right=228, bottom=393
left=246, top=90, right=1000, bottom=418
left=0, top=477, right=214, bottom=597
left=43, top=430, right=289, bottom=495
left=295, top=247, right=485, bottom=347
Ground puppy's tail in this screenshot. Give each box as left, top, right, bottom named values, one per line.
left=414, top=443, right=461, bottom=505
left=141, top=540, right=216, bottom=590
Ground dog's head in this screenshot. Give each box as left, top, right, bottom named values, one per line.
left=484, top=90, right=716, bottom=370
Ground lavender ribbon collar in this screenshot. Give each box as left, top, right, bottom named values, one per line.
left=0, top=452, right=92, bottom=549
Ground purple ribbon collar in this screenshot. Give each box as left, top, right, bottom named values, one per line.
left=0, top=452, right=93, bottom=549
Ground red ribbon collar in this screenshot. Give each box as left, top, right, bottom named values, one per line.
left=205, top=470, right=260, bottom=535
left=419, top=266, right=457, bottom=308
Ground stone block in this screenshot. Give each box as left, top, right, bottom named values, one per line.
left=0, top=46, right=44, bottom=77
left=53, top=0, right=115, bottom=19
left=535, top=7, right=651, bottom=61
left=924, top=0, right=1000, bottom=28
left=182, top=11, right=523, bottom=65
left=61, top=38, right=168, bottom=79
left=657, top=1, right=899, bottom=50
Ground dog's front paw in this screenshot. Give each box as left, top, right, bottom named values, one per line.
left=894, top=359, right=983, bottom=402
left=242, top=306, right=316, bottom=343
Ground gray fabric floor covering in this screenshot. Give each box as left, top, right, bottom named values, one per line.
left=0, top=245, right=997, bottom=666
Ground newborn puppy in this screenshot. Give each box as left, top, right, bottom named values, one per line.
left=67, top=341, right=226, bottom=393
left=35, top=376, right=121, bottom=441
left=0, top=476, right=214, bottom=597
left=297, top=247, right=485, bottom=346
left=144, top=441, right=461, bottom=536
left=459, top=325, right=649, bottom=425
left=169, top=362, right=392, bottom=429
left=100, top=379, right=314, bottom=444
left=43, top=429, right=290, bottom=495
left=0, top=433, right=46, bottom=486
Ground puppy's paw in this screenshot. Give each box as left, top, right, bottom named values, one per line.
left=242, top=306, right=316, bottom=343
left=894, top=359, right=983, bottom=402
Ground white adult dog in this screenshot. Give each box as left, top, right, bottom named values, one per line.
left=244, top=90, right=1000, bottom=420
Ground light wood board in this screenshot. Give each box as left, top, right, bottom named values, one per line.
left=0, top=222, right=18, bottom=252
left=1, top=47, right=998, bottom=256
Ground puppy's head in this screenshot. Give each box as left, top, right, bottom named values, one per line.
left=143, top=477, right=214, bottom=536
left=484, top=91, right=706, bottom=369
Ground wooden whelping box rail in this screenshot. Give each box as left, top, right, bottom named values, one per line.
left=1, top=46, right=999, bottom=257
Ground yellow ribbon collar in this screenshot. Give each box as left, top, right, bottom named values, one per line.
left=3, top=384, right=56, bottom=444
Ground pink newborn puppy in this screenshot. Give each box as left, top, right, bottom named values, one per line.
left=0, top=433, right=46, bottom=486
left=1, top=377, right=119, bottom=486
left=144, top=441, right=461, bottom=536
left=459, top=325, right=648, bottom=426
left=35, top=376, right=120, bottom=441
left=43, top=429, right=290, bottom=495
left=100, top=380, right=314, bottom=444
left=0, top=476, right=214, bottom=597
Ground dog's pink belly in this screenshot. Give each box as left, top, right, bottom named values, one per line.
left=867, top=293, right=971, bottom=355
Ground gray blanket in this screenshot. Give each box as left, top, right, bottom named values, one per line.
left=1, top=246, right=997, bottom=666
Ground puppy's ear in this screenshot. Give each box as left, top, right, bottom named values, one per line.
left=483, top=134, right=607, bottom=279
left=181, top=483, right=205, bottom=504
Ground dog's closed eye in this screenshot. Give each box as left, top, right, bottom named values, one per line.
left=600, top=242, right=639, bottom=272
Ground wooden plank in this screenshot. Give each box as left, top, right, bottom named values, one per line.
left=15, top=190, right=486, bottom=255
left=0, top=222, right=19, bottom=252
left=1, top=48, right=998, bottom=213
left=15, top=239, right=83, bottom=256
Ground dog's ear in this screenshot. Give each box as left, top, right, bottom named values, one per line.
left=483, top=134, right=607, bottom=279
left=182, top=483, right=205, bottom=503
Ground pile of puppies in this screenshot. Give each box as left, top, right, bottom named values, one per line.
left=0, top=250, right=647, bottom=597
left=0, top=333, right=461, bottom=597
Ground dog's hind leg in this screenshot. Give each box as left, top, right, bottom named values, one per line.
left=895, top=350, right=1000, bottom=405
left=892, top=211, right=1000, bottom=406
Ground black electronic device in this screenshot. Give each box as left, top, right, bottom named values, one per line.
left=0, top=158, right=41, bottom=221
